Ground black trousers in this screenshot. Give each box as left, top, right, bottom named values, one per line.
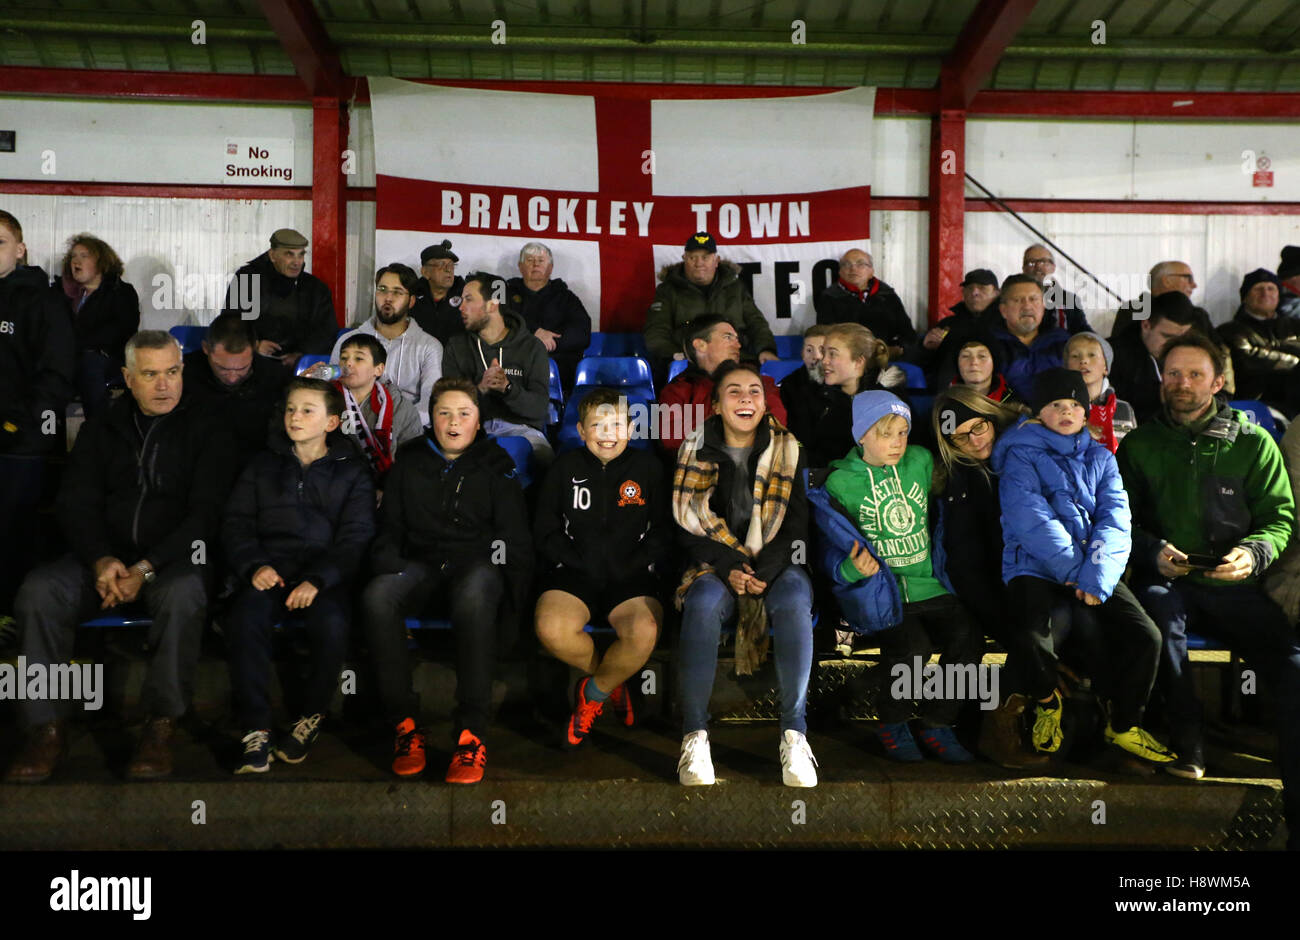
left=1007, top=575, right=1160, bottom=729
left=225, top=582, right=351, bottom=730
left=16, top=554, right=208, bottom=726
left=360, top=559, right=507, bottom=744
left=870, top=593, right=982, bottom=726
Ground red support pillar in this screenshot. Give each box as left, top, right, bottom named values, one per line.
left=927, top=108, right=966, bottom=327
left=312, top=96, right=348, bottom=327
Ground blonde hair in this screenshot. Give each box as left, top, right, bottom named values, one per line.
left=825, top=323, right=889, bottom=390
left=931, top=385, right=1028, bottom=477
left=867, top=413, right=909, bottom=438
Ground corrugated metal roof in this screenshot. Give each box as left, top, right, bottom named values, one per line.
left=0, top=0, right=1297, bottom=90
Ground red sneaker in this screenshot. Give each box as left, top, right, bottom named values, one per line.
left=609, top=682, right=635, bottom=728
left=565, top=677, right=605, bottom=749
left=391, top=718, right=426, bottom=777
left=445, top=729, right=486, bottom=784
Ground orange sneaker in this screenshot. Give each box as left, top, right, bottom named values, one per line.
left=445, top=729, right=486, bottom=784
left=391, top=718, right=426, bottom=777
left=609, top=682, right=635, bottom=728
left=565, top=676, right=605, bottom=749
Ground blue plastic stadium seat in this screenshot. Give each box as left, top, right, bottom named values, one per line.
left=168, top=325, right=207, bottom=355
left=760, top=359, right=803, bottom=383
left=295, top=354, right=332, bottom=376
left=1184, top=632, right=1225, bottom=651
left=547, top=359, right=563, bottom=426
left=666, top=359, right=689, bottom=383
left=557, top=387, right=653, bottom=453
left=1230, top=399, right=1282, bottom=441
left=82, top=616, right=153, bottom=629
left=491, top=433, right=535, bottom=489
left=585, top=332, right=649, bottom=359
left=895, top=361, right=927, bottom=391
left=773, top=335, right=802, bottom=359
left=574, top=356, right=655, bottom=399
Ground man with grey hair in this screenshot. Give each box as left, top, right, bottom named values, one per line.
left=814, top=248, right=914, bottom=360
left=1023, top=243, right=1091, bottom=335
left=505, top=242, right=591, bottom=391
left=4, top=330, right=237, bottom=785
left=1112, top=260, right=1206, bottom=339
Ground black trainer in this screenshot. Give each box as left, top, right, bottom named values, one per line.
left=273, top=713, right=324, bottom=764
left=236, top=729, right=272, bottom=775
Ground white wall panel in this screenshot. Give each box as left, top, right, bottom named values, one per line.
left=346, top=198, right=376, bottom=326
left=869, top=208, right=928, bottom=327
left=963, top=209, right=1300, bottom=331
left=0, top=98, right=313, bottom=185
left=0, top=193, right=311, bottom=328
left=967, top=118, right=1300, bottom=203
left=873, top=116, right=929, bottom=198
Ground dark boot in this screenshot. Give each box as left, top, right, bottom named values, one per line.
left=978, top=694, right=1050, bottom=770
left=4, top=721, right=68, bottom=784
left=127, top=717, right=175, bottom=780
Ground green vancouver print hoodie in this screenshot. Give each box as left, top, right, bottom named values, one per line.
left=825, top=443, right=947, bottom=604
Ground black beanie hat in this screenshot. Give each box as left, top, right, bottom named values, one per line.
left=1031, top=367, right=1090, bottom=415
left=936, top=396, right=985, bottom=437
left=420, top=239, right=458, bottom=265
left=1279, top=246, right=1300, bottom=281
left=1240, top=268, right=1281, bottom=300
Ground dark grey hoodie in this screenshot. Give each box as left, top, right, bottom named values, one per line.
left=441, top=308, right=551, bottom=430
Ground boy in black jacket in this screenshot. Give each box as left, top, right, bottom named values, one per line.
left=222, top=378, right=376, bottom=774
left=534, top=389, right=668, bottom=749
left=360, top=377, right=533, bottom=785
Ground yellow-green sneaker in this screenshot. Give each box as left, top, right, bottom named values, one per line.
left=1031, top=689, right=1064, bottom=754
left=1105, top=724, right=1177, bottom=763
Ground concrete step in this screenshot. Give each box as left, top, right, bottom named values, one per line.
left=0, top=718, right=1282, bottom=850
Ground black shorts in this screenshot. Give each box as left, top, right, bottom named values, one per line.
left=542, top=568, right=662, bottom=621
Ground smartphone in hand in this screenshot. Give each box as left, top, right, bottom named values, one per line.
left=1183, top=553, right=1226, bottom=570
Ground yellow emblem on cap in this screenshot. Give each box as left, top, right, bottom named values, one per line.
left=694, top=235, right=709, bottom=243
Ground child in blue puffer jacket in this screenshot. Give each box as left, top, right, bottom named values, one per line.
left=991, top=367, right=1174, bottom=768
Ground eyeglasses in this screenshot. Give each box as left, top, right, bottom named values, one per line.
left=424, top=261, right=454, bottom=272
left=1025, top=258, right=1055, bottom=267
left=949, top=419, right=991, bottom=446
left=376, top=286, right=410, bottom=298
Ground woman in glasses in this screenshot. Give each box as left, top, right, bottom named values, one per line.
left=931, top=386, right=1042, bottom=769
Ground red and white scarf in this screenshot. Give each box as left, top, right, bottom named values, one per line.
left=337, top=380, right=396, bottom=477
left=837, top=276, right=880, bottom=303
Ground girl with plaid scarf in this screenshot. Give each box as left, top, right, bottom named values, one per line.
left=672, top=361, right=818, bottom=788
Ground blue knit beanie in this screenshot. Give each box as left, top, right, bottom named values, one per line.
left=851, top=390, right=911, bottom=443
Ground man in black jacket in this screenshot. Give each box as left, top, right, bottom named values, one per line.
left=180, top=312, right=287, bottom=467
left=410, top=240, right=465, bottom=345
left=221, top=228, right=337, bottom=370
left=443, top=271, right=554, bottom=466
left=1112, top=260, right=1201, bottom=339
left=814, top=248, right=915, bottom=360
left=5, top=330, right=238, bottom=784
left=0, top=210, right=76, bottom=626
left=506, top=242, right=592, bottom=392
left=1110, top=291, right=1200, bottom=424
left=915, top=268, right=1000, bottom=382
left=1216, top=268, right=1300, bottom=417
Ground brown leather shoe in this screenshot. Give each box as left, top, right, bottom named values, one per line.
left=978, top=694, right=1051, bottom=770
left=127, top=717, right=175, bottom=780
left=4, top=721, right=68, bottom=784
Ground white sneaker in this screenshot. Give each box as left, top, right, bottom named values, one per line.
left=780, top=729, right=819, bottom=788
left=678, top=730, right=715, bottom=786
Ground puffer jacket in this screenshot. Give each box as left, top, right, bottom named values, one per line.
left=990, top=322, right=1071, bottom=401
left=806, top=465, right=953, bottom=635
left=222, top=433, right=376, bottom=590
left=990, top=418, right=1131, bottom=602
left=644, top=260, right=776, bottom=362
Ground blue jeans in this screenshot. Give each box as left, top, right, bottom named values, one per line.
left=1133, top=576, right=1300, bottom=842
left=677, top=566, right=814, bottom=734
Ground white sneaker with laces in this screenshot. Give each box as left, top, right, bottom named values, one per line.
left=678, top=730, right=715, bottom=786
left=780, top=729, right=819, bottom=787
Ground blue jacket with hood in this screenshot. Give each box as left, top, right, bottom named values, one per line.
left=989, top=417, right=1131, bottom=602
left=806, top=466, right=954, bottom=635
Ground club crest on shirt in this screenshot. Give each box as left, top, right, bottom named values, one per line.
left=617, top=480, right=645, bottom=506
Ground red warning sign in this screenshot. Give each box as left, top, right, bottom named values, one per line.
left=1254, top=171, right=1274, bottom=188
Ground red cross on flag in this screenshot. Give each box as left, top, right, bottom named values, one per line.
left=370, top=77, right=874, bottom=335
